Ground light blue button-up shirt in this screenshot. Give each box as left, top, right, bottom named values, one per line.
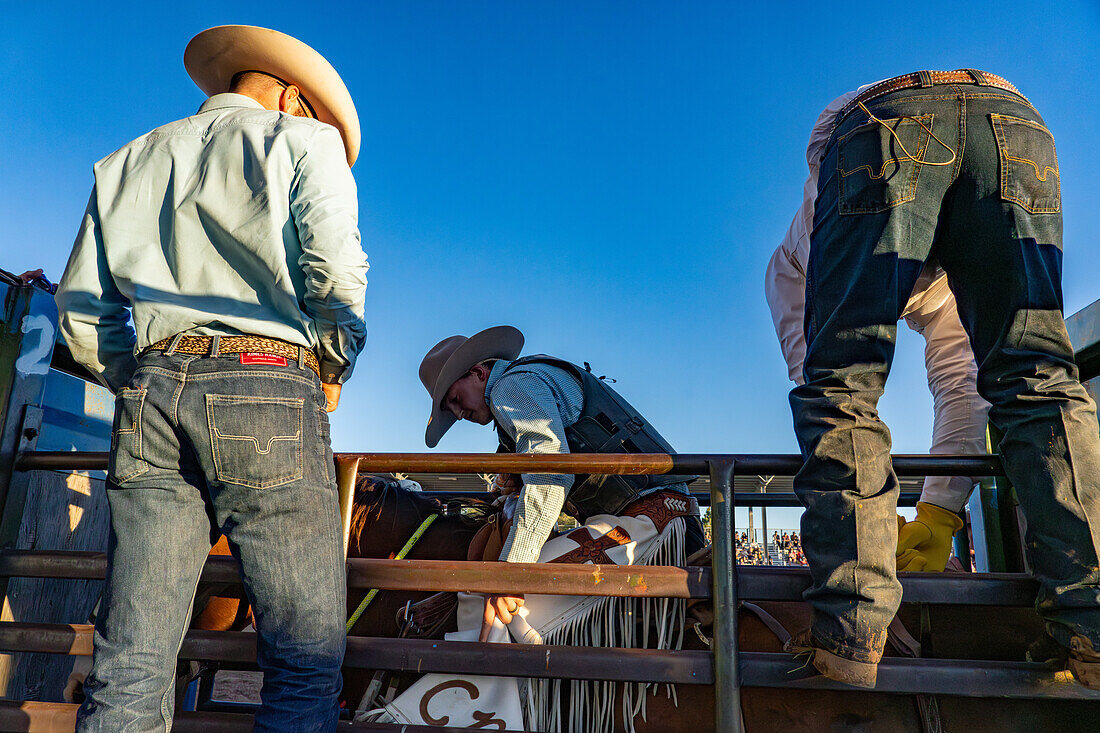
left=56, top=93, right=368, bottom=391
left=486, top=359, right=688, bottom=564
left=486, top=359, right=583, bottom=564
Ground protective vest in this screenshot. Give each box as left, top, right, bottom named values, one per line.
left=492, top=355, right=696, bottom=520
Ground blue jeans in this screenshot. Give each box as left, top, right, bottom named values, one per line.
left=791, top=75, right=1100, bottom=664
left=77, top=350, right=346, bottom=732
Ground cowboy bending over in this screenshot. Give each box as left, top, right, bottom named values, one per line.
left=785, top=68, right=1100, bottom=690
left=765, top=85, right=992, bottom=573
left=372, top=326, right=703, bottom=731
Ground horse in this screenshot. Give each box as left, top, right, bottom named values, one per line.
left=341, top=474, right=493, bottom=712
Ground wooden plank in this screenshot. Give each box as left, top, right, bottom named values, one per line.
left=0, top=470, right=108, bottom=702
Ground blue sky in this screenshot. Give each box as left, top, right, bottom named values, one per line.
left=4, top=2, right=1099, bottom=529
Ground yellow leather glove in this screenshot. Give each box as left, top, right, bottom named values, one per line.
left=896, top=502, right=964, bottom=572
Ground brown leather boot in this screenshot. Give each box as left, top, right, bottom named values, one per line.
left=784, top=630, right=879, bottom=689
left=1027, top=632, right=1100, bottom=690
left=1067, top=635, right=1100, bottom=690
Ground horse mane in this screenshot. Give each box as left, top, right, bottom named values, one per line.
left=348, top=474, right=495, bottom=556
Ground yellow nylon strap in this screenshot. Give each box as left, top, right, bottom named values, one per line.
left=346, top=513, right=439, bottom=633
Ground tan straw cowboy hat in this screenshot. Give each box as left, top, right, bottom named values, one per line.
left=184, top=25, right=361, bottom=166
left=420, top=326, right=524, bottom=448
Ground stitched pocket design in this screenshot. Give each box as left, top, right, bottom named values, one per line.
left=838, top=114, right=934, bottom=214
left=206, top=395, right=304, bottom=489
left=991, top=113, right=1060, bottom=214
left=108, top=387, right=149, bottom=484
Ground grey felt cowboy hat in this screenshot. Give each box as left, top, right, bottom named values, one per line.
left=420, top=326, right=524, bottom=448
left=184, top=25, right=361, bottom=166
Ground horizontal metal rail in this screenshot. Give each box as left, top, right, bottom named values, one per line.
left=0, top=550, right=1040, bottom=605
left=2, top=622, right=1094, bottom=701
left=14, top=451, right=1005, bottom=477
left=0, top=622, right=710, bottom=684
left=427, top=490, right=925, bottom=506
left=0, top=702, right=510, bottom=733
left=3, top=447, right=1026, bottom=731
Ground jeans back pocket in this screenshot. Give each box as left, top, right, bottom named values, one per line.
left=990, top=113, right=1060, bottom=214
left=109, top=387, right=149, bottom=484
left=838, top=114, right=934, bottom=215
left=206, top=395, right=304, bottom=489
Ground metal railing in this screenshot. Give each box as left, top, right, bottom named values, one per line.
left=7, top=449, right=1092, bottom=733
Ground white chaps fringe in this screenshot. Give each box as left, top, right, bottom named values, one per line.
left=367, top=511, right=688, bottom=733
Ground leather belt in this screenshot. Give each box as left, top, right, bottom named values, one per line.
left=142, top=334, right=320, bottom=378
left=839, top=69, right=1026, bottom=121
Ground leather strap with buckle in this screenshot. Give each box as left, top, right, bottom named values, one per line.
left=839, top=69, right=1027, bottom=123
left=141, top=334, right=320, bottom=378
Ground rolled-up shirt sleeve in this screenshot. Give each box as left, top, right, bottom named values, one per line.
left=290, top=125, right=368, bottom=383
left=904, top=291, right=991, bottom=512
left=56, top=187, right=138, bottom=392
left=765, top=208, right=811, bottom=385
left=765, top=89, right=862, bottom=387
left=491, top=371, right=574, bottom=564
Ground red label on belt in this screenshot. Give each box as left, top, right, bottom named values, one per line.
left=239, top=352, right=288, bottom=367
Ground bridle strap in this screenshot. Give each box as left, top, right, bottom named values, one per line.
left=346, top=513, right=439, bottom=633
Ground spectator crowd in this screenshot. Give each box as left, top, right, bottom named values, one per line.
left=774, top=530, right=806, bottom=565
left=735, top=532, right=767, bottom=564
left=730, top=530, right=808, bottom=566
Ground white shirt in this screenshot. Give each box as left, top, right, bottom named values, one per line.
left=764, top=89, right=990, bottom=512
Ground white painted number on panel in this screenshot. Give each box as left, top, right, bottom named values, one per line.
left=15, top=314, right=54, bottom=375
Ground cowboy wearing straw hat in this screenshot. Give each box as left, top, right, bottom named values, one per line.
left=394, top=327, right=704, bottom=732
left=56, top=25, right=366, bottom=731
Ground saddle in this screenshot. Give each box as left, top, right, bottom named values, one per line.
left=466, top=511, right=513, bottom=564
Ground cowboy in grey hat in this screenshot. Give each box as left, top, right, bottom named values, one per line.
left=56, top=25, right=366, bottom=731
left=413, top=326, right=705, bottom=731
left=419, top=326, right=705, bottom=638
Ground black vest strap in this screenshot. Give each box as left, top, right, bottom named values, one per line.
left=492, top=355, right=696, bottom=520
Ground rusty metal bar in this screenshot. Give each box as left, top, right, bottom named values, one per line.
left=0, top=550, right=1041, bottom=605
left=2, top=623, right=1096, bottom=701
left=0, top=622, right=711, bottom=684
left=708, top=458, right=740, bottom=733
left=745, top=653, right=1100, bottom=700
left=414, top=490, right=926, bottom=507
left=0, top=702, right=251, bottom=733
left=14, top=450, right=1005, bottom=476
left=345, top=557, right=706, bottom=597
left=0, top=702, right=528, bottom=733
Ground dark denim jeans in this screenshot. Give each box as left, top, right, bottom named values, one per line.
left=791, top=77, right=1100, bottom=664
left=77, top=351, right=346, bottom=732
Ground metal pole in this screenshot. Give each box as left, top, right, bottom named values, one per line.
left=760, top=482, right=769, bottom=564
left=709, top=458, right=741, bottom=733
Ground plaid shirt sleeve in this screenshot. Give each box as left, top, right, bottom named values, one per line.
left=489, top=369, right=579, bottom=564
